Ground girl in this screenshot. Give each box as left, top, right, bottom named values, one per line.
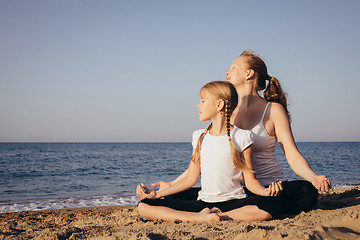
left=136, top=81, right=282, bottom=222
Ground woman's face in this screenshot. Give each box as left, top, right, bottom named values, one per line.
left=225, top=56, right=249, bottom=87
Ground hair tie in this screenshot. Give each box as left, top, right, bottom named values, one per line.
left=203, top=129, right=208, bottom=135
left=228, top=136, right=231, bottom=141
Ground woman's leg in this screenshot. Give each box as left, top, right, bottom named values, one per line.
left=137, top=202, right=220, bottom=222
left=245, top=180, right=318, bottom=214
left=280, top=180, right=318, bottom=214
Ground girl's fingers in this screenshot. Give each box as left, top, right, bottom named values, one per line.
left=151, top=182, right=160, bottom=187
left=278, top=181, right=283, bottom=191
left=327, top=180, right=332, bottom=189
left=273, top=182, right=280, bottom=195
left=141, top=183, right=151, bottom=193
left=320, top=180, right=325, bottom=192
left=269, top=184, right=275, bottom=196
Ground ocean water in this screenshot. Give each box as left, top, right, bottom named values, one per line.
left=0, top=142, right=359, bottom=213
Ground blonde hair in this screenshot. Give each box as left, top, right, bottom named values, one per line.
left=191, top=81, right=248, bottom=170
left=240, top=50, right=290, bottom=120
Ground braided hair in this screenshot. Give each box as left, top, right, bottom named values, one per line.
left=191, top=81, right=248, bottom=170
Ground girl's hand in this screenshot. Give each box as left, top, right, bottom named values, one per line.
left=311, top=175, right=332, bottom=192
left=263, top=181, right=283, bottom=196
left=136, top=183, right=157, bottom=200
left=151, top=181, right=172, bottom=191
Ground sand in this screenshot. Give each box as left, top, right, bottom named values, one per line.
left=1, top=186, right=359, bottom=240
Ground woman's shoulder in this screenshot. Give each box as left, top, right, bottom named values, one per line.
left=268, top=102, right=289, bottom=122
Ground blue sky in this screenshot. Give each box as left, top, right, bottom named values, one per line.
left=1, top=0, right=359, bottom=142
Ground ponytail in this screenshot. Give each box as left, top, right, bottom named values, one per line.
left=264, top=76, right=291, bottom=120
left=240, top=50, right=291, bottom=121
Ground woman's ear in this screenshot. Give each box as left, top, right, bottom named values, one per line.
left=217, top=99, right=225, bottom=112
left=246, top=69, right=255, bottom=80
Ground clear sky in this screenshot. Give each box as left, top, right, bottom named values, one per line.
left=1, top=0, right=359, bottom=142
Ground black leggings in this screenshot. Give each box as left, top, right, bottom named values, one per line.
left=162, top=180, right=318, bottom=215
left=141, top=194, right=282, bottom=218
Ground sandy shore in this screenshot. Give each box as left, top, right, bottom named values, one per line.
left=1, top=187, right=359, bottom=240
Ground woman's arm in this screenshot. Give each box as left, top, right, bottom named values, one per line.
left=242, top=146, right=282, bottom=196
left=270, top=103, right=332, bottom=191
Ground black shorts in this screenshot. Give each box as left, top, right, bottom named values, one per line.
left=140, top=195, right=281, bottom=218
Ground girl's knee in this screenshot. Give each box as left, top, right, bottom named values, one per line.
left=137, top=202, right=149, bottom=216
left=262, top=212, right=272, bottom=220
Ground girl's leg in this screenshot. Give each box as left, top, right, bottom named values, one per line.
left=164, top=187, right=200, bottom=200
left=137, top=202, right=220, bottom=222
left=211, top=205, right=272, bottom=221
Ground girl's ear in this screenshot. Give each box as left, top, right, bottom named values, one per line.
left=217, top=99, right=225, bottom=111
left=246, top=69, right=255, bottom=80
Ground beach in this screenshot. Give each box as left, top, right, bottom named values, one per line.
left=1, top=187, right=359, bottom=240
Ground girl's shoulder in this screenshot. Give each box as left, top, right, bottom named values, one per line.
left=232, top=127, right=252, bottom=138
left=192, top=128, right=206, bottom=140
left=232, top=127, right=253, bottom=150
left=191, top=128, right=206, bottom=148
left=192, top=128, right=206, bottom=135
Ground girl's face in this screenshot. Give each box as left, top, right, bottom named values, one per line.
left=197, top=89, right=220, bottom=122
left=225, top=56, right=249, bottom=87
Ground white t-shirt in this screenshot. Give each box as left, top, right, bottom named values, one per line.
left=191, top=127, right=253, bottom=203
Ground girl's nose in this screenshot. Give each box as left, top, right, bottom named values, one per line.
left=225, top=71, right=228, bottom=76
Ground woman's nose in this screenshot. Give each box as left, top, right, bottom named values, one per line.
left=225, top=71, right=228, bottom=76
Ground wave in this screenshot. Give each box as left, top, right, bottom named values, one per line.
left=0, top=194, right=140, bottom=213
left=2, top=183, right=360, bottom=213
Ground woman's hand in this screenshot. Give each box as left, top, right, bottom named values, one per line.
left=136, top=183, right=157, bottom=200
left=263, top=181, right=283, bottom=196
left=151, top=181, right=172, bottom=191
left=311, top=175, right=332, bottom=192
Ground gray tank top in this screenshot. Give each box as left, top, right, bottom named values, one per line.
left=240, top=102, right=287, bottom=186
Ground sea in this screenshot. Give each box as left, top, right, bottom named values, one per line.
left=0, top=142, right=359, bottom=213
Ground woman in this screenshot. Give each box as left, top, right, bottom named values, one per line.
left=153, top=50, right=331, bottom=215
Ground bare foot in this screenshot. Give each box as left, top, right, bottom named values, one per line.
left=210, top=207, right=222, bottom=214
left=194, top=208, right=220, bottom=222
left=211, top=207, right=232, bottom=221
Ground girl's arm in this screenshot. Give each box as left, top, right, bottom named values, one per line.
left=242, top=146, right=283, bottom=196
left=271, top=103, right=331, bottom=191
left=137, top=149, right=200, bottom=199
left=151, top=169, right=189, bottom=191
